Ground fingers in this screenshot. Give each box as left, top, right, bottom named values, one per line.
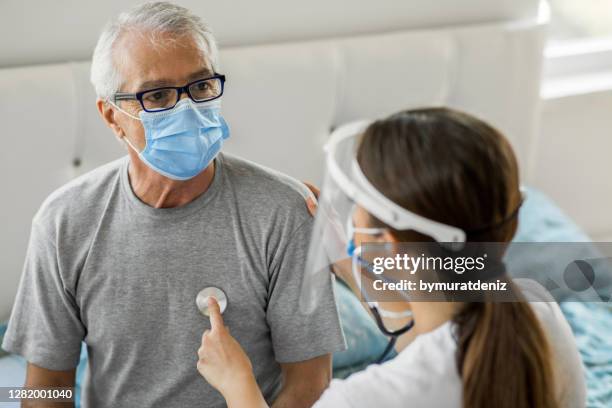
left=303, top=181, right=320, bottom=217
left=201, top=329, right=211, bottom=343
left=207, top=296, right=225, bottom=332
left=306, top=196, right=317, bottom=217
left=303, top=181, right=320, bottom=199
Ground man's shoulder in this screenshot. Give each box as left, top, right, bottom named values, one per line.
left=220, top=153, right=313, bottom=216
left=34, top=156, right=127, bottom=227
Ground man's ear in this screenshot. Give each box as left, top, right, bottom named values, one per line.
left=96, top=99, right=125, bottom=139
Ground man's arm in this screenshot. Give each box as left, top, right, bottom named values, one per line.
left=23, top=363, right=75, bottom=407
left=271, top=354, right=332, bottom=408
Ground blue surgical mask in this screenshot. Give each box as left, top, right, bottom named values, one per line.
left=112, top=98, right=230, bottom=180
left=345, top=211, right=384, bottom=257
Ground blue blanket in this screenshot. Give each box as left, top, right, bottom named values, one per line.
left=561, top=302, right=612, bottom=408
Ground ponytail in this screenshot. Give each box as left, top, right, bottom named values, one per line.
left=454, top=282, right=557, bottom=408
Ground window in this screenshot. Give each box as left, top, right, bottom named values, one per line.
left=548, top=0, right=612, bottom=43
left=543, top=0, right=612, bottom=98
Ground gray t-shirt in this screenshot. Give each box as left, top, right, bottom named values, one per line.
left=2, top=153, right=345, bottom=407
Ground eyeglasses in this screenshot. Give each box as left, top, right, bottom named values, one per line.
left=113, top=74, right=226, bottom=113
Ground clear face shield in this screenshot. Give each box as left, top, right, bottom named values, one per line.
left=300, top=121, right=467, bottom=361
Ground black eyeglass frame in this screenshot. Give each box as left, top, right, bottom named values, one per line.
left=112, top=73, right=226, bottom=112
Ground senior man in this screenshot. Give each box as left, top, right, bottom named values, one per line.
left=1, top=2, right=344, bottom=407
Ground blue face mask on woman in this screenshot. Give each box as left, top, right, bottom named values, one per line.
left=112, top=98, right=230, bottom=180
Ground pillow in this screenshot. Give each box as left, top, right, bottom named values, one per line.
left=332, top=280, right=395, bottom=378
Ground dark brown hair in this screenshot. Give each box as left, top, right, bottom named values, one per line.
left=356, top=107, right=557, bottom=408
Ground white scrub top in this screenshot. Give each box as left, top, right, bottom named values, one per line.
left=314, top=280, right=586, bottom=408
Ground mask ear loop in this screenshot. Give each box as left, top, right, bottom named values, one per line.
left=351, top=246, right=415, bottom=363
left=347, top=206, right=415, bottom=363
left=106, top=100, right=143, bottom=153
left=107, top=100, right=141, bottom=121
left=363, top=277, right=415, bottom=363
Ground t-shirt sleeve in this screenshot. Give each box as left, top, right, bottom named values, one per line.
left=1, top=219, right=85, bottom=371
left=266, top=219, right=346, bottom=363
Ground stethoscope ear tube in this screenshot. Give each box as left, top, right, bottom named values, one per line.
left=370, top=306, right=415, bottom=363
left=376, top=337, right=398, bottom=364
left=370, top=306, right=414, bottom=337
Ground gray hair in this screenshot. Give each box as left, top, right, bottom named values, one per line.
left=90, top=1, right=219, bottom=100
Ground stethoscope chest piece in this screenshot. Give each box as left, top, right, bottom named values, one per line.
left=196, top=286, right=228, bottom=316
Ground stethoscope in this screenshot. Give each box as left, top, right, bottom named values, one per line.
left=352, top=251, right=415, bottom=364
left=370, top=305, right=414, bottom=363
left=196, top=286, right=228, bottom=317
left=195, top=283, right=405, bottom=364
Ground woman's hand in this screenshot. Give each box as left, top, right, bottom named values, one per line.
left=197, top=297, right=265, bottom=406
left=303, top=182, right=320, bottom=217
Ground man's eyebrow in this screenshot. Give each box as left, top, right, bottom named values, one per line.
left=187, top=68, right=214, bottom=81
left=135, top=68, right=214, bottom=92
left=136, top=78, right=173, bottom=91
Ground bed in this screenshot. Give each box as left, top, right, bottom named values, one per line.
left=1, top=0, right=609, bottom=406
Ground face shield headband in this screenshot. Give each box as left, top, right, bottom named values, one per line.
left=326, top=123, right=467, bottom=245
left=303, top=120, right=524, bottom=362
left=303, top=120, right=468, bottom=362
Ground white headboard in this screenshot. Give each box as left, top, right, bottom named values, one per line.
left=0, top=0, right=548, bottom=320
left=1, top=0, right=540, bottom=67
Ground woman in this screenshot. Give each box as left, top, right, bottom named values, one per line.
left=196, top=108, right=586, bottom=407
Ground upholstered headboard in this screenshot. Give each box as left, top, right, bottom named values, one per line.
left=0, top=0, right=548, bottom=320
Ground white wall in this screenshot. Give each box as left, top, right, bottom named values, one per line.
left=529, top=40, right=612, bottom=240
left=531, top=85, right=612, bottom=241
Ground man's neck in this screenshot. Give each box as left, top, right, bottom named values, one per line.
left=127, top=151, right=216, bottom=208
